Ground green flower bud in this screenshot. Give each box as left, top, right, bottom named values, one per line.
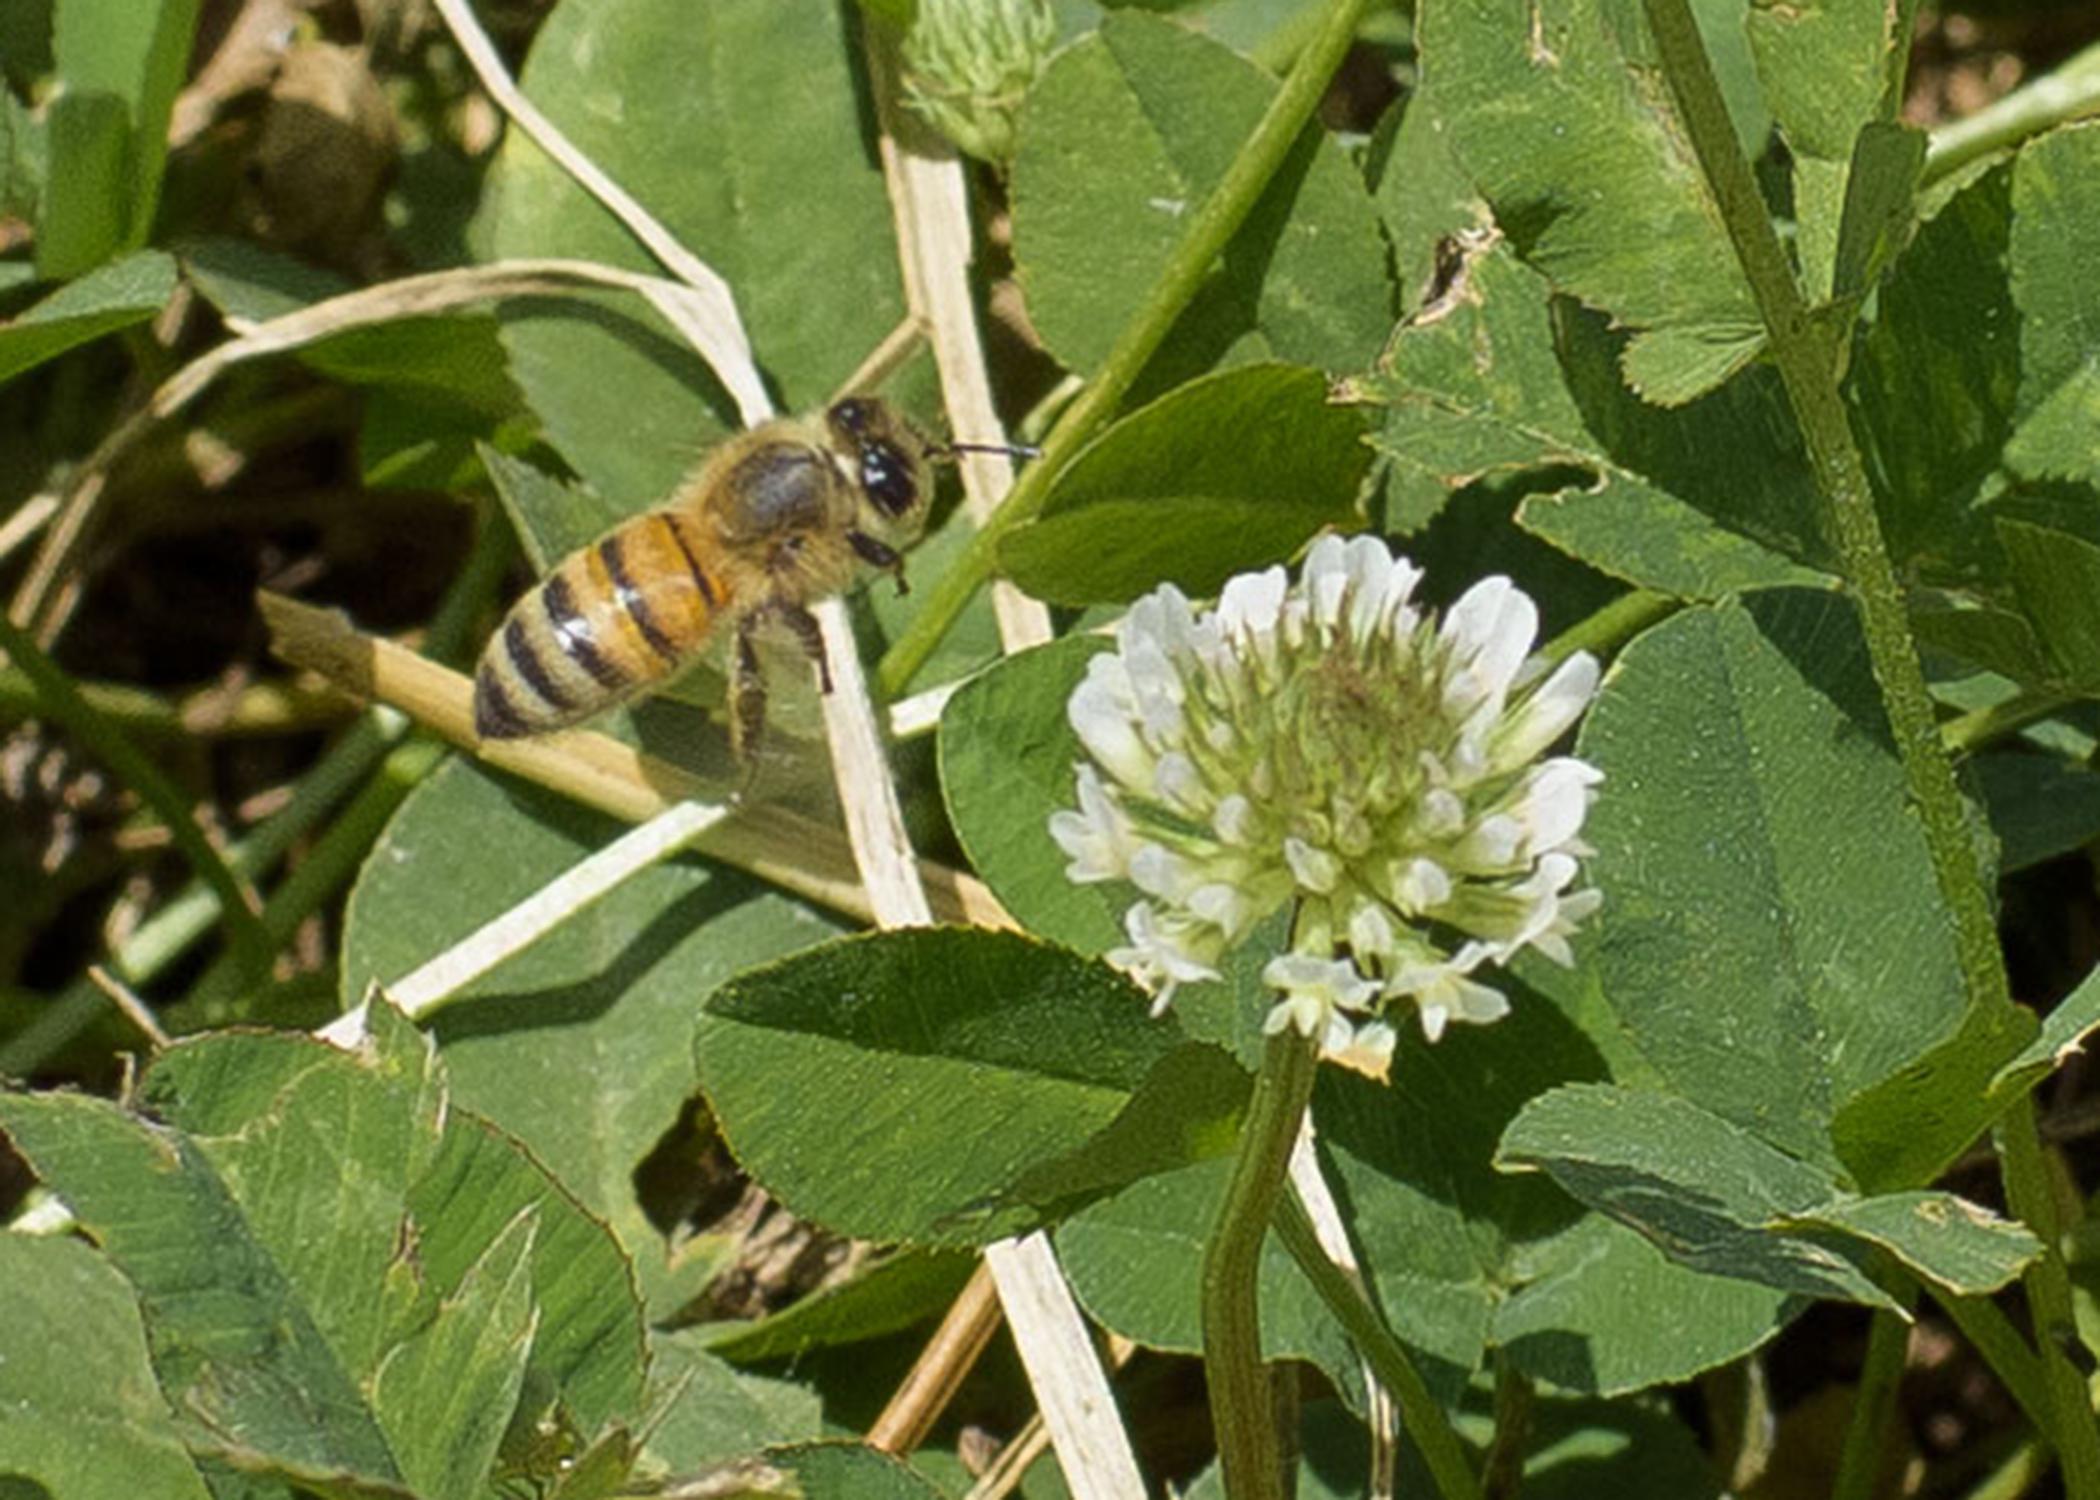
left=901, top=0, right=1055, bottom=166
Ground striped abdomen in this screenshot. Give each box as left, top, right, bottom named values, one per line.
left=474, top=510, right=731, bottom=739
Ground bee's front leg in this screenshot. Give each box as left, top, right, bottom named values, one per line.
left=775, top=602, right=833, bottom=693
left=846, top=529, right=908, bottom=596
left=730, top=619, right=768, bottom=762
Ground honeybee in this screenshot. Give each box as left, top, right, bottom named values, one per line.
left=473, top=397, right=933, bottom=757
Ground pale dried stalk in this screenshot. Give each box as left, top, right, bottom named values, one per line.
left=428, top=0, right=764, bottom=411
left=11, top=260, right=761, bottom=636
left=87, top=964, right=173, bottom=1050
left=256, top=592, right=1010, bottom=932
left=866, top=32, right=1142, bottom=1500
left=316, top=798, right=737, bottom=1049
left=871, top=38, right=1053, bottom=654
left=1291, top=1128, right=1398, bottom=1498
left=868, top=1263, right=1005, bottom=1454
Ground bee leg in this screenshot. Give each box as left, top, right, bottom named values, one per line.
left=776, top=602, right=834, bottom=693
left=731, top=620, right=768, bottom=762
left=847, top=529, right=909, bottom=596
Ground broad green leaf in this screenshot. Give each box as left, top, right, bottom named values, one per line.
left=1973, top=752, right=2100, bottom=874
left=181, top=234, right=354, bottom=320
left=37, top=89, right=125, bottom=276
left=692, top=1250, right=975, bottom=1363
left=640, top=1335, right=822, bottom=1473
left=1317, top=976, right=1793, bottom=1394
left=773, top=1442, right=948, bottom=1499
left=0, top=1089, right=403, bottom=1482
left=1784, top=1191, right=2039, bottom=1297
left=1988, top=963, right=2100, bottom=1104
left=1846, top=158, right=2012, bottom=577
left=1911, top=599, right=2057, bottom=689
left=1417, top=0, right=1761, bottom=404
left=1366, top=86, right=1489, bottom=317
left=1006, top=1041, right=1249, bottom=1208
left=0, top=1234, right=214, bottom=1500
left=1353, top=240, right=1826, bottom=596
left=2005, top=119, right=2100, bottom=490
left=1998, top=519, right=2100, bottom=689
left=371, top=1211, right=540, bottom=1500
left=1055, top=1156, right=1377, bottom=1409
left=1828, top=123, right=1926, bottom=306
left=1497, top=1084, right=1898, bottom=1310
left=998, top=363, right=1372, bottom=604
left=483, top=0, right=906, bottom=505
left=482, top=445, right=616, bottom=573
left=939, top=633, right=1125, bottom=953
left=179, top=237, right=525, bottom=458
left=1192, top=1390, right=1723, bottom=1500
left=694, top=926, right=1182, bottom=1245
left=0, top=248, right=174, bottom=386
left=1011, top=12, right=1390, bottom=388
left=1577, top=593, right=1972, bottom=1176
left=0, top=84, right=42, bottom=223
left=1416, top=1390, right=1724, bottom=1500
left=1744, top=0, right=1904, bottom=162
left=1743, top=0, right=1912, bottom=304
left=343, top=757, right=844, bottom=1314
left=1491, top=1213, right=1795, bottom=1393
left=42, top=0, right=198, bottom=274
left=130, top=1002, right=647, bottom=1439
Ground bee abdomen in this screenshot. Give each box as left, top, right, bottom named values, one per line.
left=473, top=510, right=730, bottom=739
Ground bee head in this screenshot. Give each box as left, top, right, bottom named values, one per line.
left=826, top=397, right=928, bottom=525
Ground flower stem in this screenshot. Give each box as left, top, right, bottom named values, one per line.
left=1940, top=687, right=2077, bottom=757
left=1272, top=1191, right=1485, bottom=1500
left=1539, top=588, right=1674, bottom=667
left=876, top=0, right=1372, bottom=697
left=1924, top=38, right=2100, bottom=187
left=1638, top=1, right=2100, bottom=1489
left=1830, top=1304, right=1911, bottom=1500
left=1204, top=1028, right=1320, bottom=1498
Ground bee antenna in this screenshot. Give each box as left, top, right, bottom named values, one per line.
left=934, top=439, right=1042, bottom=462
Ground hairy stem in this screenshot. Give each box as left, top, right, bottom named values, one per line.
left=1272, top=1191, right=1485, bottom=1500
left=1639, top=1, right=2100, bottom=1488
left=1204, top=1030, right=1320, bottom=1498
left=1831, top=1304, right=1911, bottom=1500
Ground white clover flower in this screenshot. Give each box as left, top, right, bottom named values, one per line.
left=1052, top=535, right=1604, bottom=1079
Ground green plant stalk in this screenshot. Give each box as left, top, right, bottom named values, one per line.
left=0, top=613, right=273, bottom=976
left=1831, top=1304, right=1911, bottom=1500
left=1539, top=589, right=1673, bottom=667
left=877, top=0, right=1373, bottom=697
left=1925, top=38, right=2100, bottom=187
left=1639, top=1, right=2100, bottom=1487
left=1479, top=1356, right=1533, bottom=1500
left=1272, top=1192, right=1484, bottom=1500
left=1933, top=1282, right=2053, bottom=1438
left=1203, top=1028, right=1319, bottom=1499
left=1941, top=688, right=2078, bottom=757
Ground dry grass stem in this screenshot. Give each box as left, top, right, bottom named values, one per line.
left=255, top=592, right=1010, bottom=932
left=11, top=259, right=765, bottom=638
left=867, top=1263, right=1006, bottom=1454
left=863, top=32, right=1140, bottom=1500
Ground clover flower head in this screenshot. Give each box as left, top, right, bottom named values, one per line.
left=1050, top=536, right=1604, bottom=1080
left=901, top=0, right=1055, bottom=166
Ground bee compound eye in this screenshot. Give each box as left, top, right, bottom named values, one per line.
left=861, top=442, right=918, bottom=518
left=829, top=398, right=873, bottom=436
